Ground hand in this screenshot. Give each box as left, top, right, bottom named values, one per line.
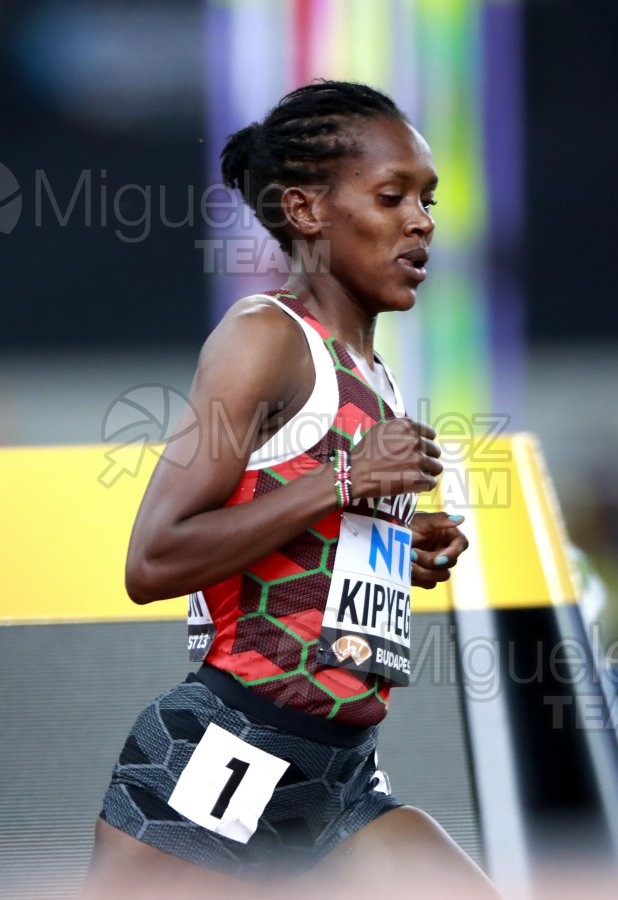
left=410, top=512, right=468, bottom=590
left=350, top=418, right=443, bottom=499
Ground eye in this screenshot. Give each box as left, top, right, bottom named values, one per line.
left=379, top=194, right=403, bottom=206
left=422, top=199, right=438, bottom=213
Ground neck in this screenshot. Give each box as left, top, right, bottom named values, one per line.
left=284, top=273, right=377, bottom=365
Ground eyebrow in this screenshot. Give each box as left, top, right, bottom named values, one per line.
left=380, top=169, right=439, bottom=189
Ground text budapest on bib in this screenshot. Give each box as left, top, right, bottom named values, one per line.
left=318, top=512, right=412, bottom=684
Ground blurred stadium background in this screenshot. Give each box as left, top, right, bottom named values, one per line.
left=2, top=0, right=617, bottom=619
left=1, top=0, right=617, bottom=897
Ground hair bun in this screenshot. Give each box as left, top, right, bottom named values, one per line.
left=220, top=123, right=261, bottom=191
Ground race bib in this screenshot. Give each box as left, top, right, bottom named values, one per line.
left=187, top=590, right=216, bottom=661
left=317, top=513, right=412, bottom=684
left=168, top=723, right=289, bottom=843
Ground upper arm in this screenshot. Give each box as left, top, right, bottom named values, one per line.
left=131, top=299, right=311, bottom=550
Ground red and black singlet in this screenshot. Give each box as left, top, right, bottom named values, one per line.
left=199, top=290, right=414, bottom=727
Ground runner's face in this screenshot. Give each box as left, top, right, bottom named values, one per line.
left=319, top=117, right=438, bottom=313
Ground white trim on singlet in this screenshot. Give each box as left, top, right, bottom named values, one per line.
left=373, top=351, right=406, bottom=417
left=245, top=294, right=406, bottom=470
left=246, top=295, right=339, bottom=470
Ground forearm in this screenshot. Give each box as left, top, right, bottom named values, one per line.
left=126, top=463, right=337, bottom=602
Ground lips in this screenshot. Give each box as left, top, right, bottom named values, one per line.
left=395, top=247, right=429, bottom=283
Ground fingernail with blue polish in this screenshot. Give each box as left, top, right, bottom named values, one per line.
left=435, top=555, right=448, bottom=566
left=410, top=549, right=418, bottom=562
left=448, top=514, right=464, bottom=523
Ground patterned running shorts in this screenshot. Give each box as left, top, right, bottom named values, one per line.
left=101, top=665, right=401, bottom=879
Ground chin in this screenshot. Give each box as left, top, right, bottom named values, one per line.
left=382, top=288, right=417, bottom=313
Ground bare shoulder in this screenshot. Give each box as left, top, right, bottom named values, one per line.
left=191, top=294, right=313, bottom=415
left=200, top=295, right=308, bottom=363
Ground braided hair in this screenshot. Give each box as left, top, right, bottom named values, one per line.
left=220, top=80, right=407, bottom=252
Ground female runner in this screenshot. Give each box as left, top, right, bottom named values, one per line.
left=83, top=81, right=498, bottom=899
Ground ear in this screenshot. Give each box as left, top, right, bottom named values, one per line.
left=280, top=186, right=329, bottom=238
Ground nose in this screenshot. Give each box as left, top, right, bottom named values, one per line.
left=404, top=202, right=435, bottom=239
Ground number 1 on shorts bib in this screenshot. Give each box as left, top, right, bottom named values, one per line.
left=168, top=723, right=290, bottom=843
